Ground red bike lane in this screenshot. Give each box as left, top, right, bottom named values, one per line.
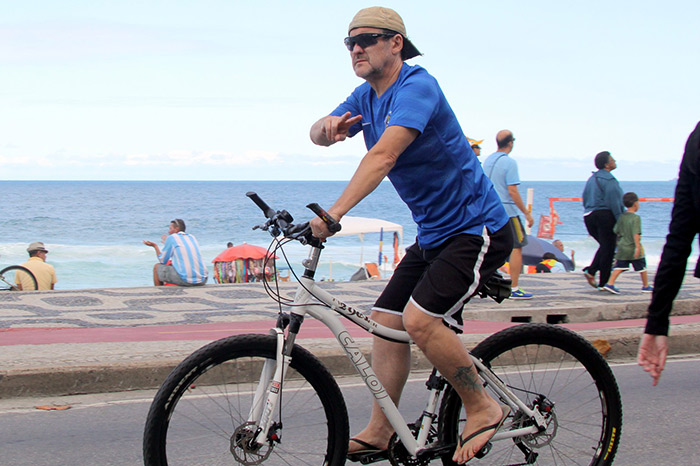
left=4, top=315, right=699, bottom=347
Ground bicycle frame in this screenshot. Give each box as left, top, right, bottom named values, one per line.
left=251, top=243, right=546, bottom=457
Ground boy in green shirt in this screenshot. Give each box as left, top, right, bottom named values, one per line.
left=603, top=192, right=653, bottom=294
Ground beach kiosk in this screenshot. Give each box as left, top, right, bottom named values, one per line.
left=212, top=243, right=276, bottom=284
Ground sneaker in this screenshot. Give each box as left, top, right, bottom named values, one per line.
left=583, top=270, right=597, bottom=288
left=641, top=286, right=654, bottom=293
left=511, top=288, right=534, bottom=299
left=602, top=284, right=620, bottom=294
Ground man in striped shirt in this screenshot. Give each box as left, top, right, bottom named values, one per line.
left=143, top=218, right=208, bottom=286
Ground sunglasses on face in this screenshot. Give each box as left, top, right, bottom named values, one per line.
left=344, top=32, right=396, bottom=51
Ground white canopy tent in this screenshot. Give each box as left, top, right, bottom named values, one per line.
left=335, top=216, right=404, bottom=266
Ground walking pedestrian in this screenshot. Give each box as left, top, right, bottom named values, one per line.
left=581, top=151, right=624, bottom=289
left=638, top=122, right=700, bottom=385
left=483, top=130, right=535, bottom=299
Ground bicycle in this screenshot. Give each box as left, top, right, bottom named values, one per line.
left=143, top=192, right=622, bottom=466
left=0, top=263, right=38, bottom=291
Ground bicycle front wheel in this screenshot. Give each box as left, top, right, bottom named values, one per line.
left=439, top=323, right=622, bottom=466
left=0, top=265, right=38, bottom=291
left=143, top=334, right=349, bottom=466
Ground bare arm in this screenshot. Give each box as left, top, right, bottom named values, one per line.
left=634, top=233, right=642, bottom=258
left=310, top=112, right=363, bottom=146
left=143, top=240, right=162, bottom=256
left=507, top=185, right=534, bottom=227
left=310, top=125, right=419, bottom=237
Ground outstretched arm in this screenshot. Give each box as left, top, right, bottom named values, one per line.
left=143, top=240, right=162, bottom=257
left=310, top=112, right=363, bottom=146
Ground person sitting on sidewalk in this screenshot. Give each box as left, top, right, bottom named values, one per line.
left=602, top=192, right=653, bottom=294
left=552, top=239, right=575, bottom=269
left=143, top=219, right=208, bottom=286
left=16, top=242, right=57, bottom=290
left=535, top=252, right=567, bottom=273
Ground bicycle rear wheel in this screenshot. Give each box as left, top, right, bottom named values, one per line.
left=143, top=333, right=349, bottom=466
left=0, top=265, right=38, bottom=291
left=439, top=323, right=622, bottom=466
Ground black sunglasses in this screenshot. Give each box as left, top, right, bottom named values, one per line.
left=344, top=32, right=396, bottom=51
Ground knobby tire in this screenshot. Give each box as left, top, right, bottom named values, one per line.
left=439, top=323, right=622, bottom=466
left=143, top=334, right=349, bottom=466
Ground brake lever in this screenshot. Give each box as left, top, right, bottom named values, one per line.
left=285, top=221, right=324, bottom=248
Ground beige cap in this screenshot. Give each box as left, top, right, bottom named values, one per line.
left=348, top=6, right=421, bottom=60
left=27, top=241, right=48, bottom=253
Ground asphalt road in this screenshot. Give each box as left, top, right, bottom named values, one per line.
left=1, top=356, right=698, bottom=465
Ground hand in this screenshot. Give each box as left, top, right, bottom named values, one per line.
left=143, top=240, right=156, bottom=248
left=323, top=112, right=362, bottom=143
left=309, top=216, right=331, bottom=241
left=309, top=210, right=342, bottom=240
left=525, top=213, right=534, bottom=228
left=637, top=333, right=669, bottom=386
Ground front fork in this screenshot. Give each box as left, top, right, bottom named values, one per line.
left=249, top=314, right=299, bottom=446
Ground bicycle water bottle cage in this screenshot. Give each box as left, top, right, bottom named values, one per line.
left=477, top=272, right=512, bottom=303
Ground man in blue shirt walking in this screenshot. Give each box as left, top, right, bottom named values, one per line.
left=483, top=130, right=535, bottom=299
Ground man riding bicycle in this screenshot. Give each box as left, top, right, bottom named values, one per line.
left=309, top=7, right=513, bottom=464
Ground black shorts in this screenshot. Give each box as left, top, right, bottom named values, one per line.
left=372, top=224, right=513, bottom=333
left=613, top=258, right=647, bottom=272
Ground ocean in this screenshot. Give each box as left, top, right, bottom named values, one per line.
left=0, top=180, right=692, bottom=290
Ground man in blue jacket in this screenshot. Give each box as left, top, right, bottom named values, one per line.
left=581, top=151, right=624, bottom=289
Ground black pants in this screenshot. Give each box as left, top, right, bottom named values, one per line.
left=645, top=121, right=700, bottom=335
left=584, top=209, right=617, bottom=287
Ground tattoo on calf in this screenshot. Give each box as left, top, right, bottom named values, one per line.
left=453, top=365, right=483, bottom=392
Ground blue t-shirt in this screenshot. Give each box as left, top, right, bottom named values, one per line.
left=158, top=232, right=209, bottom=284
left=331, top=63, right=508, bottom=249
left=482, top=151, right=521, bottom=217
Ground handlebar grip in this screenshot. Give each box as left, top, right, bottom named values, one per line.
left=306, top=203, right=342, bottom=233
left=246, top=192, right=276, bottom=219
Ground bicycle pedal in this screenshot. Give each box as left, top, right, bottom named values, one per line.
left=347, top=450, right=389, bottom=464
left=475, top=441, right=492, bottom=459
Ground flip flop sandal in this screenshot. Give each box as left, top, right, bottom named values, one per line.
left=458, top=404, right=511, bottom=463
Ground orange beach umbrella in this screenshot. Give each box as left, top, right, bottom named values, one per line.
left=212, top=243, right=276, bottom=262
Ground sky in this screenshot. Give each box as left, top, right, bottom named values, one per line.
left=1, top=0, right=698, bottom=181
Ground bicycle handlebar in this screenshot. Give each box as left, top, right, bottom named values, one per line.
left=306, top=203, right=341, bottom=233
left=246, top=192, right=341, bottom=247
left=246, top=192, right=276, bottom=219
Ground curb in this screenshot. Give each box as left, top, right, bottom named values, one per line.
left=3, top=325, right=700, bottom=399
